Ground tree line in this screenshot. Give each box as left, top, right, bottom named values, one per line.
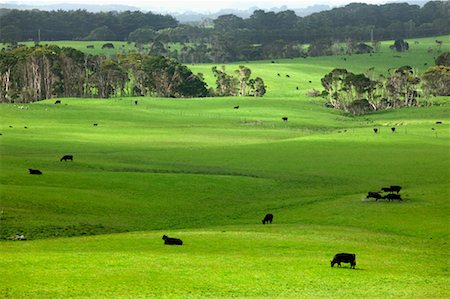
left=1, top=1, right=448, bottom=63
left=0, top=10, right=178, bottom=42
left=0, top=44, right=265, bottom=103
left=320, top=52, right=450, bottom=115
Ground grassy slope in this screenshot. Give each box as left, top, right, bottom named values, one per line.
left=0, top=36, right=449, bottom=298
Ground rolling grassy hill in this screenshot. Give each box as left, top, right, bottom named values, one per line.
left=0, top=36, right=449, bottom=298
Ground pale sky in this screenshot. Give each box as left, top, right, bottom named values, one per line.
left=3, top=0, right=391, bottom=13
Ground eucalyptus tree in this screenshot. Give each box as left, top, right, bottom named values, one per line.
left=142, top=55, right=208, bottom=98
left=248, top=77, right=266, bottom=97
left=422, top=66, right=450, bottom=96
left=91, top=58, right=129, bottom=98
left=385, top=66, right=420, bottom=107
left=321, top=68, right=379, bottom=114
left=0, top=49, right=18, bottom=102
left=235, top=65, right=252, bottom=96
left=211, top=65, right=238, bottom=96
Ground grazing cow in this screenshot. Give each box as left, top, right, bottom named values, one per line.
left=262, top=213, right=273, bottom=224
left=331, top=253, right=356, bottom=269
left=424, top=63, right=428, bottom=66
left=162, top=235, right=183, bottom=245
left=282, top=117, right=288, bottom=122
left=381, top=187, right=391, bottom=192
left=296, top=86, right=299, bottom=90
left=24, top=126, right=27, bottom=129
left=234, top=105, right=239, bottom=109
left=390, top=185, right=401, bottom=193
left=60, top=155, right=73, bottom=162
left=93, top=123, right=98, bottom=126
left=366, top=191, right=383, bottom=201
left=373, top=128, right=378, bottom=133
left=134, top=100, right=138, bottom=105
left=28, top=169, right=42, bottom=175
left=384, top=193, right=402, bottom=201
left=308, top=80, right=312, bottom=83
left=277, top=73, right=281, bottom=76
left=101, top=43, right=114, bottom=49
left=271, top=60, right=276, bottom=63
left=436, top=121, right=442, bottom=124
left=286, top=74, right=290, bottom=78
left=54, top=100, right=61, bottom=104
left=391, top=127, right=396, bottom=133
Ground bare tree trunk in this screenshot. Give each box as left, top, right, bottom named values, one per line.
left=43, top=56, right=53, bottom=99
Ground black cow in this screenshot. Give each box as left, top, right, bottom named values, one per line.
left=262, top=213, right=273, bottom=224
left=382, top=186, right=401, bottom=193
left=391, top=127, right=396, bottom=133
left=28, top=169, right=42, bottom=175
left=93, top=123, right=98, bottom=126
left=373, top=128, right=378, bottom=133
left=234, top=105, right=239, bottom=109
left=101, top=43, right=114, bottom=49
left=366, top=191, right=383, bottom=201
left=384, top=193, right=402, bottom=201
left=54, top=100, right=61, bottom=104
left=331, top=253, right=356, bottom=269
left=277, top=73, right=281, bottom=76
left=282, top=117, right=288, bottom=122
left=296, top=86, right=299, bottom=90
left=134, top=100, right=138, bottom=105
left=286, top=74, right=290, bottom=78
left=308, top=80, right=312, bottom=83
left=390, top=185, right=402, bottom=193
left=436, top=121, right=442, bottom=124
left=60, top=155, right=73, bottom=162
left=162, top=235, right=183, bottom=245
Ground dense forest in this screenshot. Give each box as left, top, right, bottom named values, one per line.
left=1, top=1, right=448, bottom=44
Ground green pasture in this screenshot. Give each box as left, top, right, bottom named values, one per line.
left=190, top=35, right=450, bottom=96
left=0, top=35, right=449, bottom=298
left=1, top=40, right=135, bottom=56
left=2, top=40, right=187, bottom=57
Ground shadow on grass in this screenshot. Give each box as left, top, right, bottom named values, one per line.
left=331, top=267, right=365, bottom=271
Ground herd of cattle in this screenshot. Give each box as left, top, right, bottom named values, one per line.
left=25, top=152, right=392, bottom=269
left=163, top=213, right=357, bottom=269
left=18, top=99, right=431, bottom=270
left=366, top=185, right=403, bottom=201
left=26, top=166, right=362, bottom=268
